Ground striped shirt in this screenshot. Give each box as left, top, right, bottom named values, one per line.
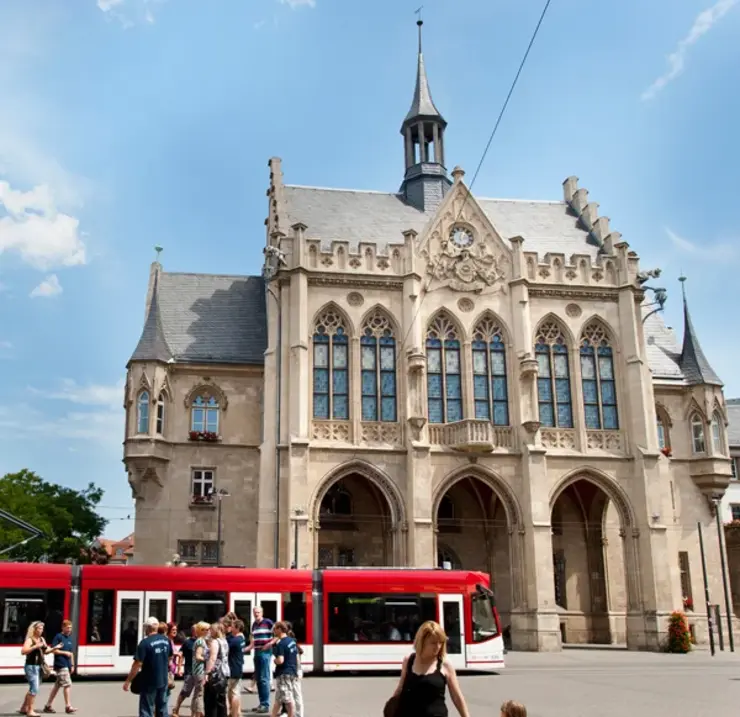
left=251, top=618, right=274, bottom=648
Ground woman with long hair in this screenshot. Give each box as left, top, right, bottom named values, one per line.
left=18, top=621, right=51, bottom=717
left=189, top=622, right=211, bottom=717
left=204, top=623, right=228, bottom=717
left=389, top=621, right=471, bottom=717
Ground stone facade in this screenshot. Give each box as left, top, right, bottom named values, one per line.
left=123, top=31, right=738, bottom=651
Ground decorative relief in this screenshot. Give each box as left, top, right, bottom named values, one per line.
left=321, top=255, right=334, bottom=267
left=541, top=428, right=576, bottom=449
left=377, top=258, right=390, bottom=270
left=312, top=420, right=352, bottom=442
left=457, top=298, right=474, bottom=312
left=362, top=309, right=393, bottom=337
left=586, top=430, right=623, bottom=452
left=592, top=270, right=603, bottom=282
left=360, top=422, right=403, bottom=445
left=581, top=321, right=608, bottom=346
left=347, top=291, right=364, bottom=307
left=538, top=268, right=551, bottom=279
left=349, top=257, right=362, bottom=269
left=314, top=308, right=345, bottom=336
left=565, top=303, right=582, bottom=318
left=565, top=270, right=577, bottom=280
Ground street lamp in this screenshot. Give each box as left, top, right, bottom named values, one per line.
left=712, top=496, right=735, bottom=652
left=291, top=508, right=306, bottom=569
left=211, top=488, right=230, bottom=567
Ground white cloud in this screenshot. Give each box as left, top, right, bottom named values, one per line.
left=96, top=0, right=167, bottom=28
left=642, top=0, right=738, bottom=100
left=279, top=0, right=316, bottom=8
left=254, top=20, right=267, bottom=30
left=29, top=378, right=125, bottom=409
left=0, top=180, right=86, bottom=271
left=97, top=0, right=125, bottom=10
left=30, top=274, right=62, bottom=298
left=665, top=227, right=737, bottom=261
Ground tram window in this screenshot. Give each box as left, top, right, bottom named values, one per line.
left=0, top=590, right=65, bottom=645
left=441, top=601, right=462, bottom=655
left=471, top=592, right=499, bottom=642
left=86, top=590, right=114, bottom=644
left=327, top=593, right=436, bottom=643
left=258, top=599, right=278, bottom=623
left=174, top=592, right=226, bottom=633
left=148, top=599, right=168, bottom=624
left=282, top=593, right=307, bottom=643
left=119, top=599, right=140, bottom=656
left=233, top=600, right=252, bottom=624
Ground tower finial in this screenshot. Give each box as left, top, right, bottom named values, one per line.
left=415, top=6, right=423, bottom=53
left=154, top=245, right=163, bottom=262
left=678, top=273, right=687, bottom=300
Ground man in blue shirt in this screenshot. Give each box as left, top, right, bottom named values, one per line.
left=43, top=619, right=77, bottom=714
left=123, top=617, right=173, bottom=717
left=171, top=626, right=196, bottom=717
left=270, top=622, right=300, bottom=717
left=225, top=619, right=246, bottom=717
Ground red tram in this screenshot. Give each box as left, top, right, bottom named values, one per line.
left=0, top=563, right=504, bottom=676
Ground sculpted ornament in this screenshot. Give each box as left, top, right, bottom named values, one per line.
left=423, top=225, right=509, bottom=293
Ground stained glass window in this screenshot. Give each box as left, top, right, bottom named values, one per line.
left=472, top=316, right=509, bottom=425
left=313, top=308, right=350, bottom=420
left=360, top=310, right=397, bottom=422
left=535, top=321, right=572, bottom=428
left=191, top=395, right=219, bottom=433
left=137, top=391, right=150, bottom=434
left=427, top=312, right=463, bottom=424
left=580, top=321, right=618, bottom=430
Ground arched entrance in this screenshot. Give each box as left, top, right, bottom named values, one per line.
left=550, top=475, right=630, bottom=645
left=433, top=473, right=515, bottom=629
left=311, top=464, right=405, bottom=567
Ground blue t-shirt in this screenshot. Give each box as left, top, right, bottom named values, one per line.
left=273, top=636, right=297, bottom=677
left=226, top=634, right=246, bottom=678
left=134, top=634, right=173, bottom=690
left=52, top=633, right=73, bottom=670
left=180, top=637, right=195, bottom=676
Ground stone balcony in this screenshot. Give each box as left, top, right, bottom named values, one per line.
left=687, top=455, right=733, bottom=510
left=428, top=420, right=516, bottom=453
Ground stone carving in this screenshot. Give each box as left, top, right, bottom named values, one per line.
left=457, top=297, right=474, bottom=312
left=362, top=309, right=394, bottom=338
left=541, top=428, right=576, bottom=449
left=422, top=228, right=509, bottom=293
left=361, top=422, right=403, bottom=445
left=349, top=257, right=362, bottom=269
left=587, top=430, right=623, bottom=452
left=312, top=420, right=351, bottom=442
left=565, top=303, right=582, bottom=318
left=347, top=291, right=364, bottom=307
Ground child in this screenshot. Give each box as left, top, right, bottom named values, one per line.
left=276, top=625, right=303, bottom=717
left=500, top=700, right=527, bottom=717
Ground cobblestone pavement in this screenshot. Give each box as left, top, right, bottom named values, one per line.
left=1, top=650, right=739, bottom=717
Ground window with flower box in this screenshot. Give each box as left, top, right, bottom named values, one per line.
left=191, top=469, right=214, bottom=504
left=191, top=395, right=219, bottom=434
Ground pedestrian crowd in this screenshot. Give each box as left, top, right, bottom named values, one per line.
left=18, top=613, right=528, bottom=717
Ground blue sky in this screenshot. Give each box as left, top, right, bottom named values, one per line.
left=0, top=0, right=738, bottom=539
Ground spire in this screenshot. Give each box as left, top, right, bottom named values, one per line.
left=399, top=18, right=451, bottom=212
left=130, top=263, right=172, bottom=364
left=678, top=276, right=722, bottom=386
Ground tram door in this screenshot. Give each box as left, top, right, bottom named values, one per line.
left=116, top=591, right=143, bottom=672
left=438, top=595, right=465, bottom=670
left=229, top=592, right=283, bottom=676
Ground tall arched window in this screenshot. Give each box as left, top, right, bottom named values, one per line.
left=426, top=313, right=463, bottom=424
left=711, top=412, right=723, bottom=454
left=656, top=404, right=672, bottom=451
left=137, top=391, right=150, bottom=434
left=313, top=308, right=349, bottom=420
left=535, top=321, right=573, bottom=428
left=360, top=310, right=397, bottom=422
left=690, top=413, right=706, bottom=454
left=156, top=392, right=166, bottom=435
left=191, top=395, right=219, bottom=433
left=580, top=321, right=618, bottom=430
left=472, top=316, right=509, bottom=425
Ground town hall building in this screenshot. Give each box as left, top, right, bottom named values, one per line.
left=123, top=24, right=735, bottom=651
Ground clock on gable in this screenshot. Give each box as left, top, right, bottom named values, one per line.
left=450, top=225, right=474, bottom=249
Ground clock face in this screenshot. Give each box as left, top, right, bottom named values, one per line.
left=450, top=226, right=474, bottom=248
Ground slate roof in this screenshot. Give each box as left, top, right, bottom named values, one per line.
left=726, top=399, right=740, bottom=447
left=679, top=296, right=722, bottom=386
left=281, top=185, right=600, bottom=259
left=129, top=270, right=266, bottom=366
left=643, top=308, right=684, bottom=382
left=404, top=51, right=445, bottom=124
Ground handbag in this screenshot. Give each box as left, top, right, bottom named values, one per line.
left=40, top=661, right=53, bottom=680
left=383, top=654, right=414, bottom=717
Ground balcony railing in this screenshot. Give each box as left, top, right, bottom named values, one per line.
left=312, top=420, right=352, bottom=443
left=428, top=420, right=515, bottom=452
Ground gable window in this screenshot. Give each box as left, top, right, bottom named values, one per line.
left=156, top=393, right=166, bottom=435
left=580, top=321, right=618, bottom=430
left=360, top=311, right=397, bottom=422
left=426, top=312, right=463, bottom=424
left=690, top=414, right=706, bottom=454
left=137, top=391, right=150, bottom=434
left=535, top=321, right=573, bottom=428
left=711, top=412, right=723, bottom=455
left=191, top=395, right=219, bottom=434
left=472, top=316, right=509, bottom=425
left=191, top=469, right=214, bottom=501
left=313, top=308, right=349, bottom=420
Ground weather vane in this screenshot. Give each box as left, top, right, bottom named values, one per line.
left=154, top=245, right=163, bottom=261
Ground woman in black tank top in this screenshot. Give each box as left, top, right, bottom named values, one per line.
left=389, top=621, right=470, bottom=717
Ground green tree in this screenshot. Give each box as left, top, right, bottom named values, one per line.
left=0, top=469, right=108, bottom=564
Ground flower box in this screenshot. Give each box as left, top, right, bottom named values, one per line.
left=661, top=447, right=672, bottom=458
left=188, top=431, right=220, bottom=443
left=682, top=596, right=693, bottom=611
left=189, top=495, right=214, bottom=507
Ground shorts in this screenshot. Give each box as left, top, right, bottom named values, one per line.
left=55, top=668, right=73, bottom=688
left=190, top=675, right=206, bottom=714
left=274, top=674, right=299, bottom=705
left=227, top=678, right=241, bottom=701
left=179, top=674, right=196, bottom=698
left=24, top=665, right=41, bottom=696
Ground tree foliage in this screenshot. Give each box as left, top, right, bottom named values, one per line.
left=0, top=469, right=108, bottom=564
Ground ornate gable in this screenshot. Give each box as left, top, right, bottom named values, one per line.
left=417, top=170, right=512, bottom=293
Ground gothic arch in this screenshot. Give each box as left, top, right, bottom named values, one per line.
left=309, top=459, right=407, bottom=528
left=138, top=371, right=153, bottom=393
left=712, top=397, right=727, bottom=424
left=683, top=397, right=707, bottom=422
left=577, top=315, right=621, bottom=353
left=655, top=401, right=673, bottom=427
left=549, top=466, right=636, bottom=529
left=184, top=382, right=229, bottom=411
left=426, top=308, right=466, bottom=343
left=470, top=309, right=512, bottom=345
left=358, top=304, right=401, bottom=337
left=533, top=312, right=576, bottom=348
left=312, top=301, right=355, bottom=337
left=432, top=464, right=523, bottom=527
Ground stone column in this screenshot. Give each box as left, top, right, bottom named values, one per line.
left=418, top=122, right=426, bottom=162
left=462, top=340, right=474, bottom=420
left=432, top=124, right=440, bottom=163
left=405, top=127, right=414, bottom=168
left=571, top=344, right=587, bottom=451
left=289, top=269, right=310, bottom=439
